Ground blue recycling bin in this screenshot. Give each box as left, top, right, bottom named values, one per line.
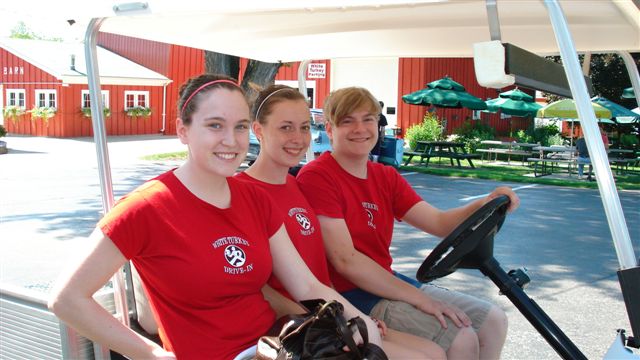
left=379, top=136, right=404, bottom=168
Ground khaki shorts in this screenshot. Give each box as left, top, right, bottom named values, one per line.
left=369, top=284, right=491, bottom=351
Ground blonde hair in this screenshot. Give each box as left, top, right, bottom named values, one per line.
left=323, top=87, right=381, bottom=126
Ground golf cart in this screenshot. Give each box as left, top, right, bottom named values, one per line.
left=0, top=1, right=638, bottom=359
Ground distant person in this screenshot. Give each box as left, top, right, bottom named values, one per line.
left=371, top=100, right=388, bottom=162
left=297, top=86, right=521, bottom=360
left=575, top=126, right=609, bottom=181
left=575, top=134, right=593, bottom=180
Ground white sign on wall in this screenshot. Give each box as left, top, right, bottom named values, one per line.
left=307, top=63, right=326, bottom=79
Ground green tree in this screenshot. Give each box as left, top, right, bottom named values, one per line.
left=543, top=53, right=639, bottom=108
left=10, top=21, right=63, bottom=41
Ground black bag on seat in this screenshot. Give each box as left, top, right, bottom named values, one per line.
left=254, top=299, right=388, bottom=360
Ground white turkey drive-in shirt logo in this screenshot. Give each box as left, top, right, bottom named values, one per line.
left=295, top=213, right=311, bottom=230
left=224, top=245, right=246, bottom=267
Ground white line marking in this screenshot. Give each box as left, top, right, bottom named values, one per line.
left=401, top=172, right=419, bottom=176
left=459, top=184, right=538, bottom=202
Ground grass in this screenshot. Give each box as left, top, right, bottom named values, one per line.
left=143, top=151, right=188, bottom=161
left=141, top=151, right=640, bottom=190
left=400, top=157, right=640, bottom=190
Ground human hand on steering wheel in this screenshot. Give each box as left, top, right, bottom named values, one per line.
left=486, top=186, right=520, bottom=213
left=414, top=295, right=472, bottom=329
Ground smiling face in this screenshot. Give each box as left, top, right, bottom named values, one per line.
left=323, top=87, right=381, bottom=161
left=253, top=99, right=311, bottom=169
left=326, top=107, right=378, bottom=159
left=177, top=88, right=250, bottom=178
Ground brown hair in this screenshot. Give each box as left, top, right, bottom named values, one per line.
left=177, top=74, right=245, bottom=125
left=323, top=87, right=380, bottom=126
left=252, top=85, right=307, bottom=124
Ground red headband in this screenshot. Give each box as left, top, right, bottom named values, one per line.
left=180, top=79, right=239, bottom=114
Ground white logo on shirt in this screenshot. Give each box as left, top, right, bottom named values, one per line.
left=288, top=207, right=315, bottom=236
left=224, top=245, right=246, bottom=267
left=295, top=213, right=311, bottom=230
left=362, top=202, right=377, bottom=229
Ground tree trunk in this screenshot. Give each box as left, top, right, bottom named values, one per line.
left=204, top=51, right=240, bottom=79
left=204, top=51, right=282, bottom=107
left=241, top=60, right=282, bottom=106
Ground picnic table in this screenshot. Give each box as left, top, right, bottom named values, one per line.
left=477, top=140, right=538, bottom=165
left=607, top=149, right=639, bottom=175
left=403, top=141, right=480, bottom=168
left=528, top=146, right=576, bottom=177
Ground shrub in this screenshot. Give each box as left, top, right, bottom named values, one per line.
left=3, top=106, right=26, bottom=123
left=620, top=133, right=639, bottom=149
left=0, top=124, right=6, bottom=138
left=404, top=112, right=443, bottom=150
left=453, top=121, right=495, bottom=153
left=29, top=106, right=57, bottom=123
left=126, top=106, right=152, bottom=119
left=81, top=107, right=111, bottom=118
left=517, top=123, right=561, bottom=146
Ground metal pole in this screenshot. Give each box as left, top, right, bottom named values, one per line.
left=84, top=18, right=130, bottom=326
left=298, top=60, right=315, bottom=163
left=543, top=0, right=636, bottom=269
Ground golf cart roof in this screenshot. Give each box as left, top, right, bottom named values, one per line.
left=2, top=1, right=638, bottom=62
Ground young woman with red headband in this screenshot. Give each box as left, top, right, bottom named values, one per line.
left=48, top=75, right=384, bottom=360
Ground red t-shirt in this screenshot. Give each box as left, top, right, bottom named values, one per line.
left=235, top=172, right=332, bottom=297
left=296, top=152, right=422, bottom=292
left=99, top=171, right=282, bottom=360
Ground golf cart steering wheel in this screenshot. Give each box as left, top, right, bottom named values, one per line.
left=416, top=195, right=510, bottom=283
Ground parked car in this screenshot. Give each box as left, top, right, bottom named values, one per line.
left=310, top=108, right=332, bottom=156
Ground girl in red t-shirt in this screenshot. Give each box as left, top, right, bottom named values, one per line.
left=236, top=84, right=446, bottom=359
left=48, top=75, right=385, bottom=360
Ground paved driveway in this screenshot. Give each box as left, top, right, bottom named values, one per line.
left=1, top=135, right=638, bottom=359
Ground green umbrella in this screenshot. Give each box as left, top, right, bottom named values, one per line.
left=497, top=88, right=535, bottom=102
left=485, top=88, right=541, bottom=117
left=402, top=76, right=487, bottom=110
left=622, top=87, right=634, bottom=99
left=591, top=96, right=639, bottom=124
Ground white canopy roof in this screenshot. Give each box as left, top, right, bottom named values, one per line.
left=1, top=0, right=638, bottom=62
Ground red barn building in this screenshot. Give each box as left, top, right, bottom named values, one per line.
left=1, top=34, right=531, bottom=139
left=0, top=37, right=171, bottom=137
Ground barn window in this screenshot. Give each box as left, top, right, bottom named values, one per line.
left=6, top=89, right=26, bottom=108
left=81, top=90, right=110, bottom=108
left=124, top=91, right=149, bottom=110
left=35, top=90, right=57, bottom=108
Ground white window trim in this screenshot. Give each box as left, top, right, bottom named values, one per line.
left=124, top=90, right=149, bottom=110
left=81, top=90, right=110, bottom=109
left=6, top=89, right=26, bottom=108
left=35, top=89, right=57, bottom=109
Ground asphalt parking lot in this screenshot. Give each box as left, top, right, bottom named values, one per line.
left=1, top=134, right=638, bottom=359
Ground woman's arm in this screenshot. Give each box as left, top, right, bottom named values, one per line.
left=261, top=285, right=306, bottom=318
left=318, top=216, right=469, bottom=329
left=268, top=225, right=383, bottom=346
left=402, top=186, right=520, bottom=238
left=48, top=228, right=175, bottom=360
